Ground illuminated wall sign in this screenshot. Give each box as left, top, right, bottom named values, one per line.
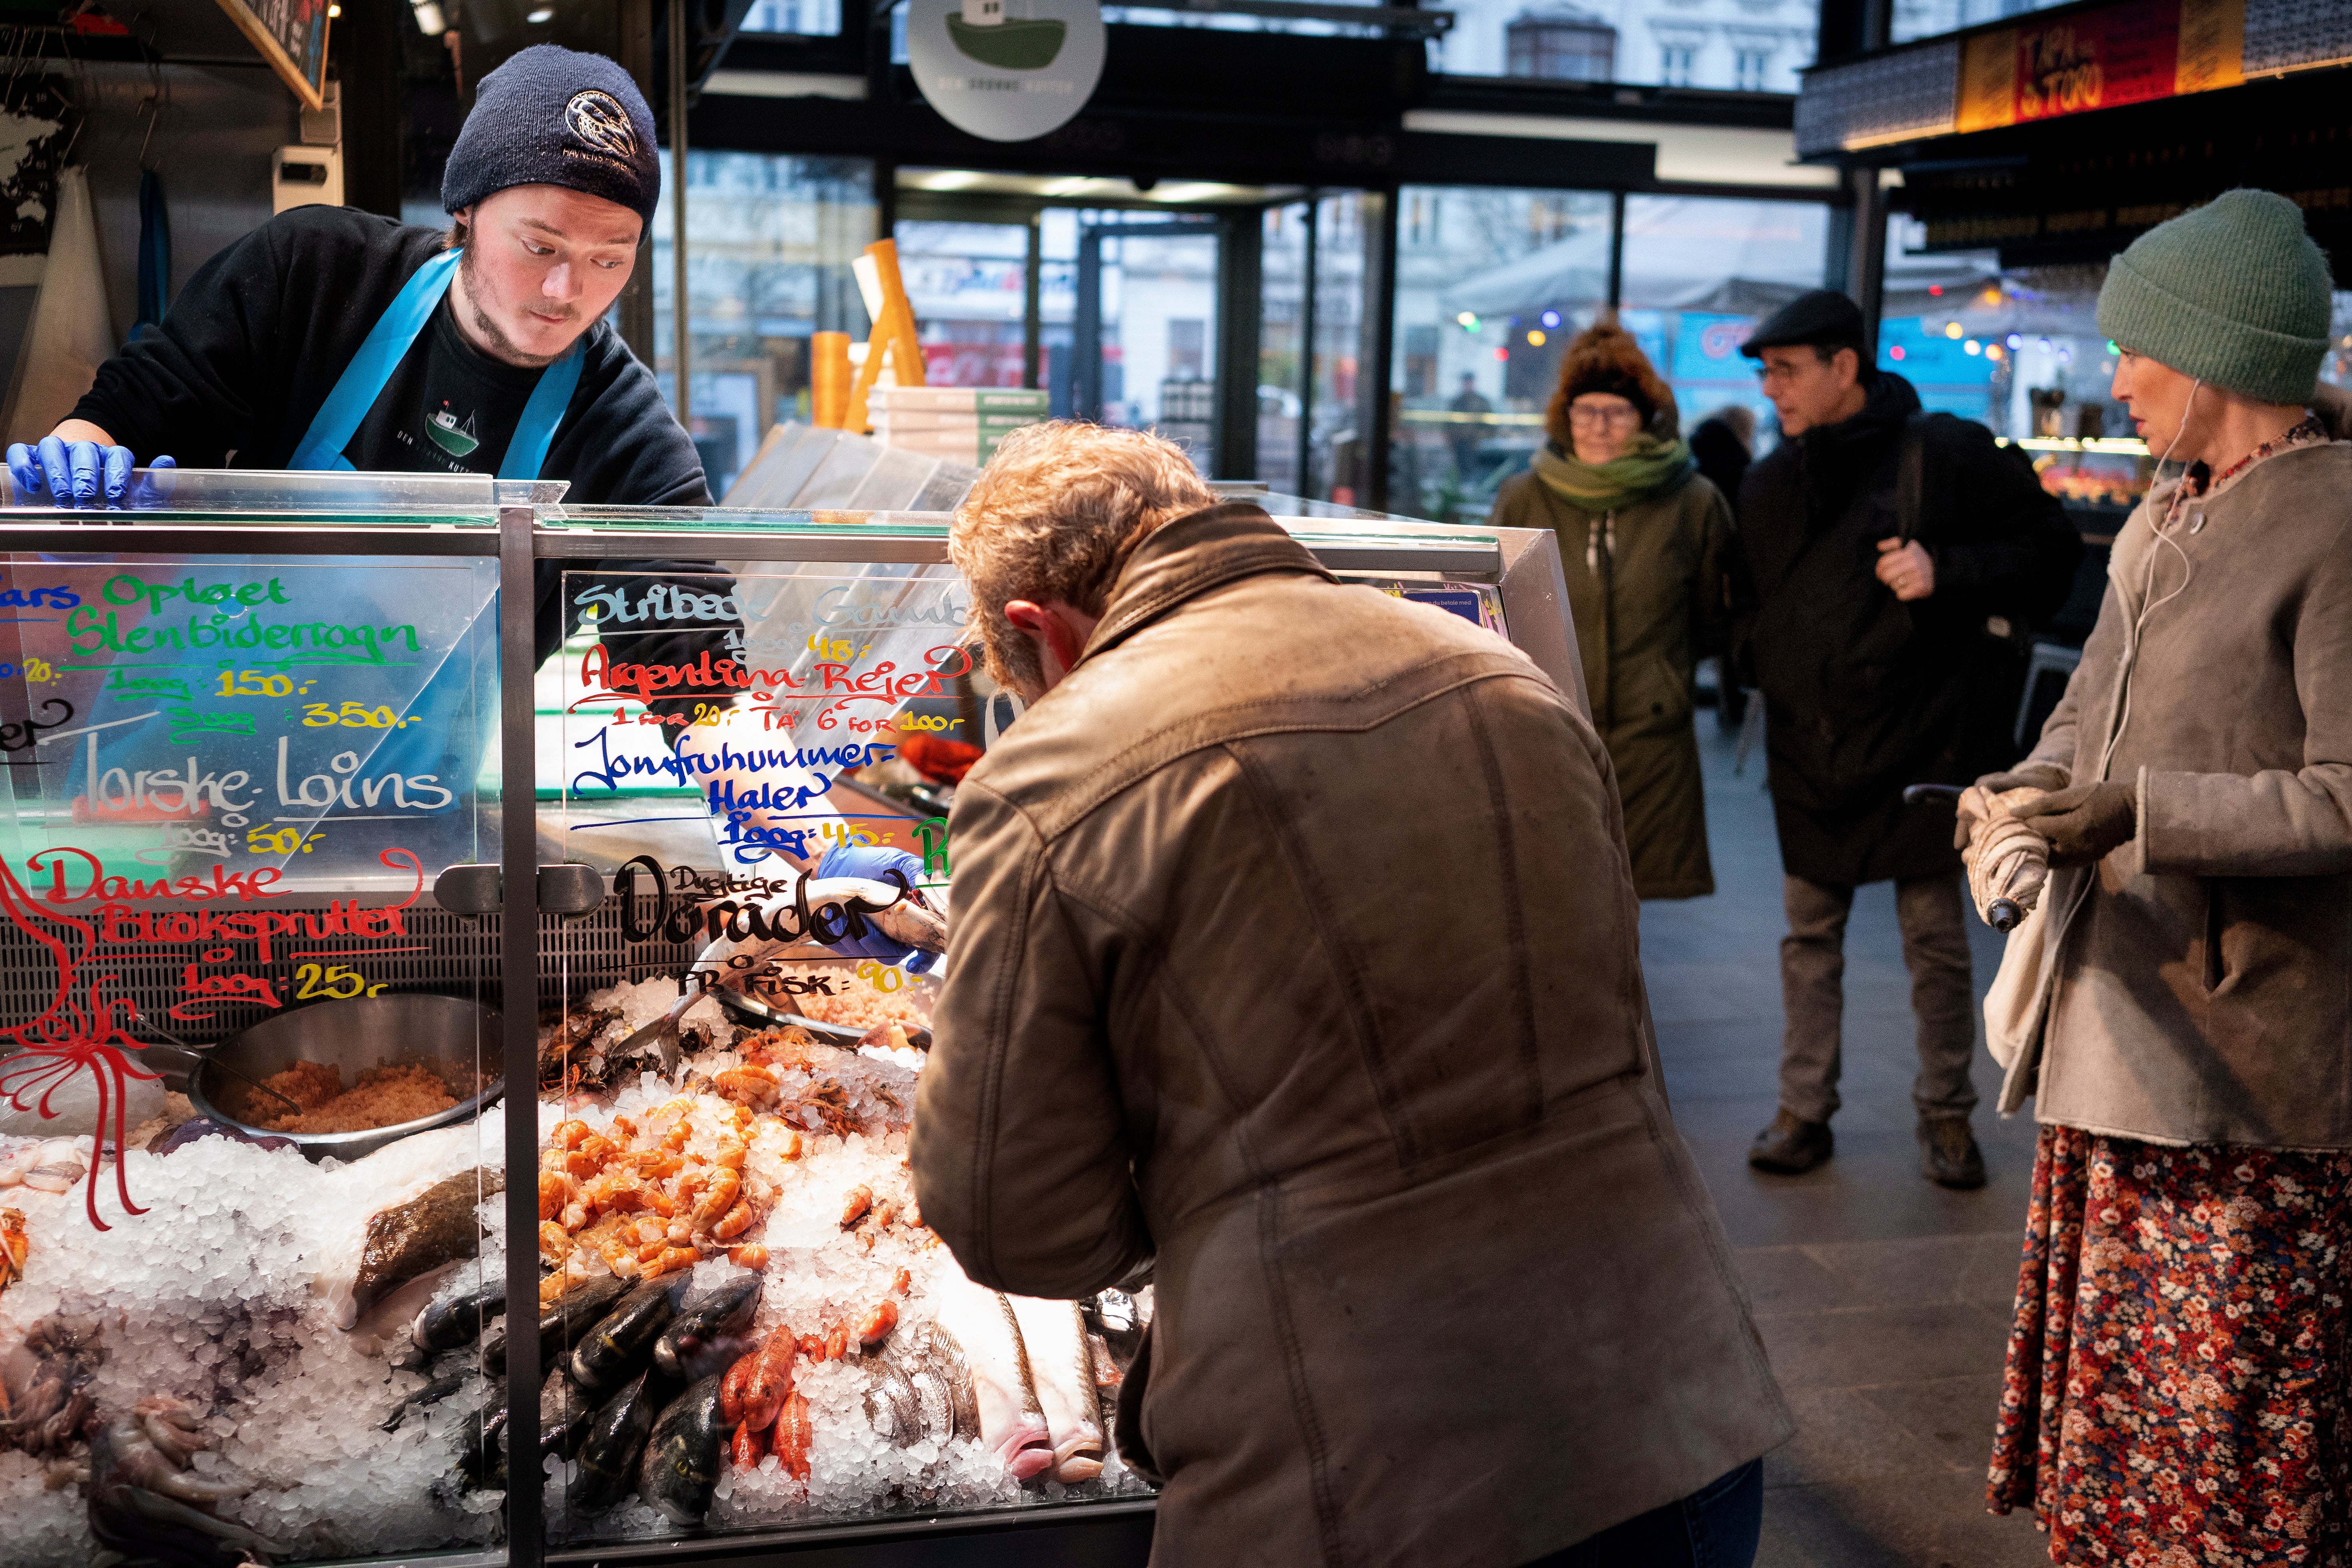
left=1957, top=0, right=2243, bottom=132
left=1794, top=0, right=2349, bottom=156
left=905, top=0, right=1107, bottom=143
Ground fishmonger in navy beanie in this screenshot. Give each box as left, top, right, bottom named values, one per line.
left=442, top=45, right=661, bottom=228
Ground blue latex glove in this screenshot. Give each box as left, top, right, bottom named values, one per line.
left=7, top=439, right=176, bottom=508
left=814, top=844, right=936, bottom=973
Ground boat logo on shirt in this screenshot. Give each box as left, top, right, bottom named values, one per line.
left=563, top=90, right=638, bottom=160
left=427, top=401, right=481, bottom=459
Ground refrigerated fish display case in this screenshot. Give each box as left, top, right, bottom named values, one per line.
left=0, top=471, right=1580, bottom=1567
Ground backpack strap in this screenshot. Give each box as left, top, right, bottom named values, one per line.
left=1895, top=412, right=1928, bottom=544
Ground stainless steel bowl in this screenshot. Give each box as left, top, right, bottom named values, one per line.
left=186, top=994, right=502, bottom=1164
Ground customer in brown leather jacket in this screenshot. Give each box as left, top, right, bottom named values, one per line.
left=909, top=422, right=1791, bottom=1568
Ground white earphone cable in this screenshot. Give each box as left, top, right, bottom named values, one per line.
left=2097, top=377, right=2202, bottom=782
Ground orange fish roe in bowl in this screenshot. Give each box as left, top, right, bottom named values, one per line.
left=253, top=1063, right=459, bottom=1135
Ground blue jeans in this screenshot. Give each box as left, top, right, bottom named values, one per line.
left=1521, top=1459, right=1764, bottom=1568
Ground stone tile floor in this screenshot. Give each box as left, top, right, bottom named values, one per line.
left=1641, top=718, right=2054, bottom=1568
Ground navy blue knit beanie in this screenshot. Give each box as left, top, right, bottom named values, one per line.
left=442, top=45, right=660, bottom=228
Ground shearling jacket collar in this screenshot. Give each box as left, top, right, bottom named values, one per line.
left=1081, top=501, right=1336, bottom=667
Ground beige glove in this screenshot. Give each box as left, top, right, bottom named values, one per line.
left=1960, top=784, right=2050, bottom=930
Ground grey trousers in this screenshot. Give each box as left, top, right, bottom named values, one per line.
left=1777, top=871, right=1977, bottom=1124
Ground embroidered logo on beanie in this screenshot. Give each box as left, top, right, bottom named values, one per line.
left=442, top=46, right=661, bottom=226
left=563, top=90, right=637, bottom=161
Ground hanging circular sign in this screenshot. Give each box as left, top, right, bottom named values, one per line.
left=905, top=0, right=1107, bottom=143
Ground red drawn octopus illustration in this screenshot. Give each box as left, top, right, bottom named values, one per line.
left=0, top=852, right=157, bottom=1232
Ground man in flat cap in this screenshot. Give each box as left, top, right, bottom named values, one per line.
left=1731, top=289, right=2078, bottom=1187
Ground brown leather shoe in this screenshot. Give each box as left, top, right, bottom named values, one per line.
left=1918, top=1114, right=1986, bottom=1189
left=1748, top=1109, right=1833, bottom=1174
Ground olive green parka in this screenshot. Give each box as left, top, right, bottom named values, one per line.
left=1491, top=467, right=1734, bottom=899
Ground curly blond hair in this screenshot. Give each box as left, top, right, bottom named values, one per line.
left=949, top=421, right=1216, bottom=694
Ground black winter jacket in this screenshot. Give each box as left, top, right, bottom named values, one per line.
left=1732, top=373, right=2080, bottom=885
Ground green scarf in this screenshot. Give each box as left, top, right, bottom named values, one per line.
left=1531, top=433, right=1696, bottom=513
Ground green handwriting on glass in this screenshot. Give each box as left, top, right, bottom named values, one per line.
left=66, top=610, right=423, bottom=662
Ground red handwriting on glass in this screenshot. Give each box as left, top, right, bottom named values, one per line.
left=29, top=849, right=285, bottom=904
left=171, top=966, right=284, bottom=1020
left=0, top=846, right=424, bottom=1228
left=0, top=855, right=154, bottom=1232
left=573, top=643, right=973, bottom=707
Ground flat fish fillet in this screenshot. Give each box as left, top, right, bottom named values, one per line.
left=929, top=1264, right=1053, bottom=1481
left=1004, top=1294, right=1105, bottom=1482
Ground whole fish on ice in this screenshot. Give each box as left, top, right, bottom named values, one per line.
left=1006, top=1293, right=1106, bottom=1483
left=929, top=1263, right=1054, bottom=1482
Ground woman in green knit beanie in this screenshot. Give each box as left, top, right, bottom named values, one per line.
left=1491, top=322, right=1732, bottom=899
left=1971, top=188, right=2352, bottom=1564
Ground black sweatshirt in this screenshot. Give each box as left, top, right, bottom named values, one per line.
left=73, top=204, right=731, bottom=707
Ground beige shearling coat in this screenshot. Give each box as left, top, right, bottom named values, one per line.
left=910, top=502, right=1791, bottom=1567
left=2003, top=440, right=2352, bottom=1146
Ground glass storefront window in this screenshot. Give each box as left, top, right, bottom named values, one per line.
left=1389, top=186, right=1612, bottom=523
left=1101, top=0, right=1392, bottom=36
left=2326, top=292, right=2352, bottom=391
left=1259, top=204, right=1308, bottom=495
left=1877, top=218, right=2144, bottom=524
left=654, top=152, right=878, bottom=498
left=1879, top=217, right=2352, bottom=528
left=1393, top=192, right=1833, bottom=520
left=896, top=221, right=1032, bottom=389
left=738, top=0, right=844, bottom=34
left=1890, top=0, right=2069, bottom=44
left=1619, top=194, right=1829, bottom=453
left=1431, top=0, right=1819, bottom=91
left=1256, top=195, right=1373, bottom=503
left=1056, top=210, right=1221, bottom=472
left=1308, top=192, right=1368, bottom=504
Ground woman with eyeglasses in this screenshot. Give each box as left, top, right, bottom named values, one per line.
left=1491, top=322, right=1732, bottom=900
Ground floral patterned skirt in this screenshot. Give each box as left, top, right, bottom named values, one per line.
left=1988, top=1124, right=2352, bottom=1566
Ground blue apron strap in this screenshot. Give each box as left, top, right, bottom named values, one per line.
left=288, top=248, right=462, bottom=471
left=499, top=340, right=584, bottom=481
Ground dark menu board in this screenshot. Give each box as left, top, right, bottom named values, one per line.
left=211, top=0, right=332, bottom=111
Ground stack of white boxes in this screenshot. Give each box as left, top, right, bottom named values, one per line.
left=872, top=386, right=1048, bottom=466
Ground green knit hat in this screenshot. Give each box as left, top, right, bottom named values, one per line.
left=2096, top=188, right=2333, bottom=405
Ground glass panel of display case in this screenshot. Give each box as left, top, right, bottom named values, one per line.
left=535, top=550, right=1154, bottom=1551
left=527, top=507, right=1541, bottom=1552
left=550, top=502, right=1496, bottom=555
left=0, top=537, right=508, bottom=1566
left=0, top=468, right=555, bottom=520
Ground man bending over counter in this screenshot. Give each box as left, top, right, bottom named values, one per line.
left=909, top=421, right=1793, bottom=1568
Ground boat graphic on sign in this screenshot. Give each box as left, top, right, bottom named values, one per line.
left=946, top=0, right=1066, bottom=69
